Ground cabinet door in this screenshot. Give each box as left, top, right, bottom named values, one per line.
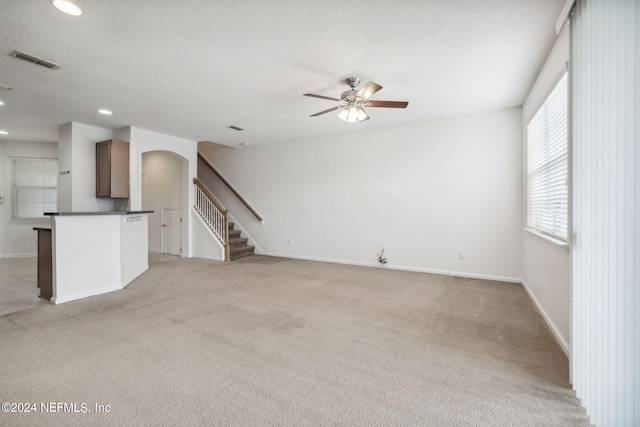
left=96, top=141, right=111, bottom=197
left=37, top=230, right=52, bottom=301
left=110, top=140, right=129, bottom=198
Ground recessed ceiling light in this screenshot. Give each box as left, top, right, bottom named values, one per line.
left=0, top=101, right=4, bottom=106
left=98, top=109, right=112, bottom=115
left=0, top=131, right=8, bottom=135
left=51, top=0, right=82, bottom=16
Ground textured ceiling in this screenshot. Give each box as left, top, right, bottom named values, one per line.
left=0, top=0, right=564, bottom=146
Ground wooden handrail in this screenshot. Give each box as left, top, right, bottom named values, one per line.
left=197, top=151, right=264, bottom=222
left=193, top=178, right=226, bottom=213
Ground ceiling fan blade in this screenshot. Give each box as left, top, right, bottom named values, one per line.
left=355, top=81, right=383, bottom=100
left=366, top=100, right=409, bottom=108
left=310, top=106, right=340, bottom=117
left=303, top=93, right=341, bottom=102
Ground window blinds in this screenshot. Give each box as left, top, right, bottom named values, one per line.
left=527, top=72, right=568, bottom=241
left=11, top=158, right=58, bottom=219
left=571, top=1, right=639, bottom=424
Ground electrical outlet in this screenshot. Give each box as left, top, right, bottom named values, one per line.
left=288, top=239, right=292, bottom=246
left=458, top=251, right=464, bottom=260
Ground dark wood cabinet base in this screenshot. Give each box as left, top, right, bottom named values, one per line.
left=35, top=228, right=52, bottom=301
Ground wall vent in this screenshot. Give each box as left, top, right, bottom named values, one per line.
left=0, top=83, right=13, bottom=91
left=228, top=125, right=245, bottom=131
left=10, top=51, right=61, bottom=70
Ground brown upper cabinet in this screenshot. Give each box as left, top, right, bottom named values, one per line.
left=96, top=139, right=129, bottom=198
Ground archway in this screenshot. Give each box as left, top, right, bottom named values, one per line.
left=141, top=151, right=186, bottom=256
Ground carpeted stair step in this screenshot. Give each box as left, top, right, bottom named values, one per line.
left=230, top=244, right=255, bottom=260
left=229, top=237, right=248, bottom=248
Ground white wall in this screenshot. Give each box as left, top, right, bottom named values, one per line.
left=521, top=23, right=570, bottom=355
left=200, top=107, right=523, bottom=281
left=124, top=127, right=197, bottom=257
left=0, top=141, right=3, bottom=255
left=57, top=124, right=73, bottom=212
left=0, top=140, right=57, bottom=257
left=190, top=208, right=225, bottom=261
left=0, top=125, right=199, bottom=259
left=58, top=122, right=115, bottom=212
left=142, top=151, right=183, bottom=252
left=57, top=124, right=198, bottom=256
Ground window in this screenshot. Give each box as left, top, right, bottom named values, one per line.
left=11, top=158, right=58, bottom=219
left=527, top=71, right=568, bottom=242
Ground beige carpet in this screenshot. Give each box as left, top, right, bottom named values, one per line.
left=0, top=256, right=589, bottom=426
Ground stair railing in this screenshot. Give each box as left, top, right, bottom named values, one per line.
left=193, top=177, right=231, bottom=261
left=197, top=150, right=264, bottom=223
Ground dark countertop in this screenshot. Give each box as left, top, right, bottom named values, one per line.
left=45, top=211, right=153, bottom=216
left=33, top=227, right=52, bottom=231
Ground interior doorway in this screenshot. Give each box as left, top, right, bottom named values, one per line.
left=141, top=151, right=184, bottom=255
left=161, top=208, right=182, bottom=255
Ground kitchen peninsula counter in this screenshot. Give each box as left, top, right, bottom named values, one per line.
left=43, top=211, right=153, bottom=304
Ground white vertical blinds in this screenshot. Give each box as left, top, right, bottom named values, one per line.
left=11, top=158, right=58, bottom=219
left=571, top=0, right=639, bottom=426
left=527, top=72, right=568, bottom=241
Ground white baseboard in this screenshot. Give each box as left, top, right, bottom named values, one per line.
left=2, top=253, right=37, bottom=258
left=190, top=254, right=223, bottom=261
left=521, top=279, right=570, bottom=357
left=52, top=284, right=122, bottom=305
left=264, top=252, right=521, bottom=284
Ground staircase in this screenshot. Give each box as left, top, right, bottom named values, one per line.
left=193, top=178, right=255, bottom=262
left=195, top=149, right=263, bottom=262
left=228, top=222, right=254, bottom=260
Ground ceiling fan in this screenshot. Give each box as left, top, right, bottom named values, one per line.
left=303, top=77, right=408, bottom=123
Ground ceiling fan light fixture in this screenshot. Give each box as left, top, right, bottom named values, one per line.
left=338, top=106, right=367, bottom=123
left=337, top=107, right=351, bottom=122
left=355, top=107, right=369, bottom=122
left=51, top=0, right=82, bottom=16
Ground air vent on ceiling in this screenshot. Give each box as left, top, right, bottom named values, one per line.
left=0, top=83, right=13, bottom=91
left=228, top=125, right=245, bottom=131
left=10, top=50, right=62, bottom=70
